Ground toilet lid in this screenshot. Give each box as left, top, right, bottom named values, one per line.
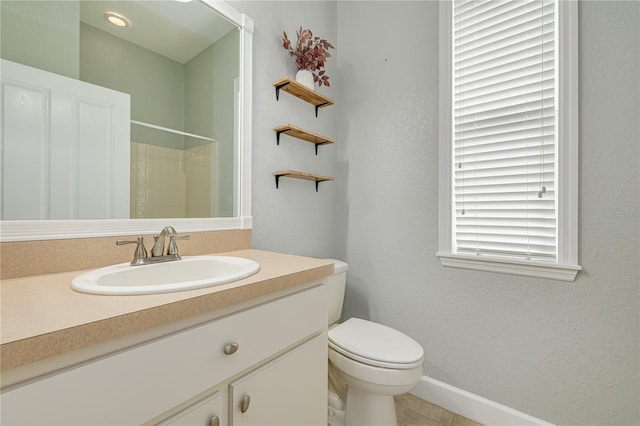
left=328, top=318, right=424, bottom=368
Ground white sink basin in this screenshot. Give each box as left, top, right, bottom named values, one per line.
left=72, top=256, right=260, bottom=295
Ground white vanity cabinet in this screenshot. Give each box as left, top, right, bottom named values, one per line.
left=0, top=284, right=327, bottom=426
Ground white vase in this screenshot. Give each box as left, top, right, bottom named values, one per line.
left=295, top=69, right=314, bottom=89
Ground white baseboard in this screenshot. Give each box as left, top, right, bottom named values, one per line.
left=410, top=376, right=555, bottom=426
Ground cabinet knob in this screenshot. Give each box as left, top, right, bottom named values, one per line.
left=224, top=342, right=239, bottom=355
left=240, top=395, right=251, bottom=413
left=209, top=416, right=220, bottom=426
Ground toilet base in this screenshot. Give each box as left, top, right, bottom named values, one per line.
left=345, top=387, right=397, bottom=426
left=328, top=348, right=422, bottom=426
left=328, top=390, right=346, bottom=426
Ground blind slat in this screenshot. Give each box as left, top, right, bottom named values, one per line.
left=455, top=92, right=555, bottom=122
left=454, top=21, right=555, bottom=61
left=455, top=60, right=555, bottom=99
left=457, top=73, right=554, bottom=97
left=455, top=134, right=554, bottom=152
left=455, top=38, right=554, bottom=79
left=455, top=113, right=555, bottom=138
left=455, top=1, right=554, bottom=45
left=455, top=50, right=555, bottom=85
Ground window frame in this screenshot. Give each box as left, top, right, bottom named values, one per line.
left=437, top=0, right=581, bottom=281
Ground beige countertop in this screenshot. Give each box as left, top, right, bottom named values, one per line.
left=1, top=249, right=334, bottom=372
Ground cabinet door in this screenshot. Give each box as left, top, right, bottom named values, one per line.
left=230, top=334, right=327, bottom=426
left=159, top=391, right=226, bottom=426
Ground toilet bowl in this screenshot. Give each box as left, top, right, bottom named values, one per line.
left=325, top=260, right=424, bottom=426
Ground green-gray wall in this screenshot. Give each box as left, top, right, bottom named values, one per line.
left=80, top=23, right=186, bottom=149
left=1, top=0, right=79, bottom=78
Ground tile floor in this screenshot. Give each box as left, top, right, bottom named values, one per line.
left=395, top=393, right=483, bottom=426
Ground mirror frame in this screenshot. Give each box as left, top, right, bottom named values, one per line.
left=0, top=0, right=253, bottom=242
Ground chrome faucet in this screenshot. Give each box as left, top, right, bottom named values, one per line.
left=151, top=226, right=177, bottom=257
left=117, top=226, right=190, bottom=266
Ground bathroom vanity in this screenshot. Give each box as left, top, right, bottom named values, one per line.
left=0, top=250, right=333, bottom=425
left=0, top=0, right=334, bottom=421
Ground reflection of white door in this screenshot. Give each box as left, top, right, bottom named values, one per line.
left=1, top=59, right=130, bottom=220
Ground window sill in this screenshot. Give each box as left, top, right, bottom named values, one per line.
left=436, top=253, right=582, bottom=282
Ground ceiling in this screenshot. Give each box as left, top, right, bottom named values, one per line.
left=80, top=0, right=236, bottom=64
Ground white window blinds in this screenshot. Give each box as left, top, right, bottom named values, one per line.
left=452, top=0, right=557, bottom=261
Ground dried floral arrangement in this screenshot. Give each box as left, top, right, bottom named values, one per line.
left=282, top=27, right=335, bottom=87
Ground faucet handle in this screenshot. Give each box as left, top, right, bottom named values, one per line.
left=168, top=234, right=190, bottom=256
left=116, top=237, right=148, bottom=265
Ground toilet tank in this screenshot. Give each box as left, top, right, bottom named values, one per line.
left=326, top=259, right=348, bottom=325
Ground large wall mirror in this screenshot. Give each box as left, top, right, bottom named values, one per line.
left=0, top=0, right=252, bottom=241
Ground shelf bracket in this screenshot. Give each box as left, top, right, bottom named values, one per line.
left=315, top=102, right=329, bottom=118
left=276, top=129, right=284, bottom=145
left=274, top=82, right=290, bottom=101
left=315, top=141, right=331, bottom=155
left=314, top=177, right=333, bottom=192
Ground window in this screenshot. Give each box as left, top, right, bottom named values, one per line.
left=438, top=0, right=581, bottom=281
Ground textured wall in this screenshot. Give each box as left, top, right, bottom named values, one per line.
left=230, top=0, right=339, bottom=259
left=336, top=1, right=639, bottom=425
left=229, top=0, right=638, bottom=424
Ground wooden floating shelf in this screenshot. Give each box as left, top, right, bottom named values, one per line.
left=273, top=124, right=334, bottom=155
left=273, top=77, right=335, bottom=117
left=273, top=170, right=335, bottom=192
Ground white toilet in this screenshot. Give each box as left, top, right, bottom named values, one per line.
left=326, top=260, right=424, bottom=426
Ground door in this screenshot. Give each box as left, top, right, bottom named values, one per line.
left=1, top=59, right=130, bottom=219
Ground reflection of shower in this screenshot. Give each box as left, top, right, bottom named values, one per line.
left=129, top=127, right=219, bottom=220
left=78, top=3, right=239, bottom=220
left=131, top=120, right=217, bottom=144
